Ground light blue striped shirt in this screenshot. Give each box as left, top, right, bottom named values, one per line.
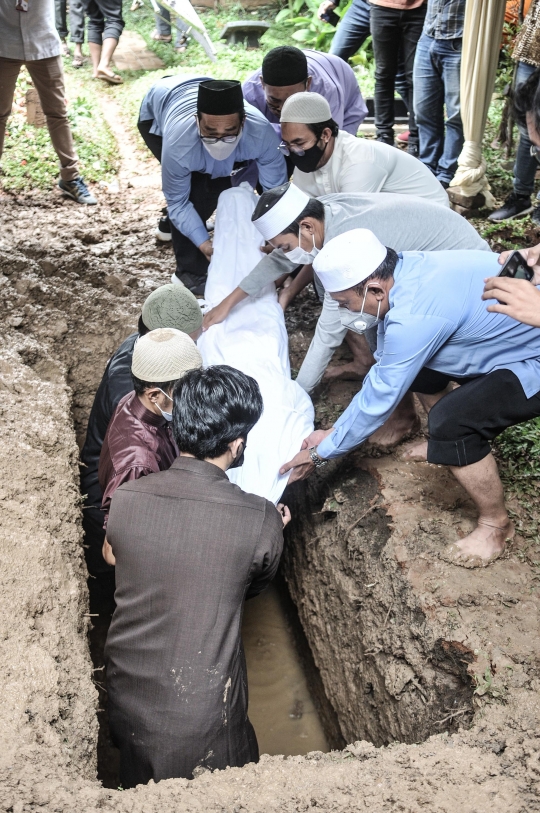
left=318, top=250, right=540, bottom=459
left=139, top=75, right=288, bottom=248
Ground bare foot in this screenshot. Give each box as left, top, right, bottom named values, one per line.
left=368, top=412, right=421, bottom=449
left=441, top=519, right=514, bottom=568
left=323, top=361, right=371, bottom=382
left=402, top=440, right=428, bottom=461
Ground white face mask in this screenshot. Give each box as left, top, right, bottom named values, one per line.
left=284, top=231, right=319, bottom=265
left=339, top=286, right=381, bottom=334
left=201, top=129, right=243, bottom=161
left=156, top=388, right=173, bottom=421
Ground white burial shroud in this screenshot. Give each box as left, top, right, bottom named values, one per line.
left=197, top=185, right=315, bottom=505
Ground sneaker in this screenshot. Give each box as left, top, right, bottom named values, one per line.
left=156, top=211, right=172, bottom=242
left=488, top=192, right=533, bottom=222
left=58, top=177, right=97, bottom=205
left=376, top=134, right=394, bottom=147
left=397, top=130, right=410, bottom=143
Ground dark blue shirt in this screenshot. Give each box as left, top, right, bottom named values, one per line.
left=423, top=0, right=466, bottom=39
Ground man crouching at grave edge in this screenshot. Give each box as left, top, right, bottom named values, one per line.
left=279, top=229, right=540, bottom=569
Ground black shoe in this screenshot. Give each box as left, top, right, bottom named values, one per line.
left=376, top=134, right=394, bottom=147
left=173, top=270, right=206, bottom=296
left=407, top=143, right=419, bottom=158
left=156, top=207, right=172, bottom=242
left=439, top=180, right=450, bottom=190
left=488, top=192, right=533, bottom=222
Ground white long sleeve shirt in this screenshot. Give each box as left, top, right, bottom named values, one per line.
left=292, top=130, right=449, bottom=207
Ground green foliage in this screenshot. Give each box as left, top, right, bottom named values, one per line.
left=1, top=68, right=117, bottom=192
left=276, top=0, right=349, bottom=52
left=495, top=418, right=540, bottom=483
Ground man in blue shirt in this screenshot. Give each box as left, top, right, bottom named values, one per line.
left=138, top=76, right=288, bottom=295
left=280, top=229, right=540, bottom=568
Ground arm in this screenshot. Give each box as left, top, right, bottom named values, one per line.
left=295, top=293, right=347, bottom=392
left=161, top=142, right=209, bottom=251
left=102, top=537, right=116, bottom=566
left=101, top=465, right=156, bottom=519
left=339, top=158, right=389, bottom=195
left=255, top=124, right=289, bottom=191
left=318, top=0, right=337, bottom=18
left=246, top=503, right=286, bottom=599
left=498, top=246, right=540, bottom=282
left=203, top=287, right=249, bottom=331
left=317, top=313, right=456, bottom=459
left=278, top=264, right=313, bottom=310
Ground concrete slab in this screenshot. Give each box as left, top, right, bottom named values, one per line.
left=113, top=30, right=164, bottom=71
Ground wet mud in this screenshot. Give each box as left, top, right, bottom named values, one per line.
left=1, top=90, right=540, bottom=811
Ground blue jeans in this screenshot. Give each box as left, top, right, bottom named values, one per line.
left=330, top=0, right=409, bottom=104
left=155, top=4, right=189, bottom=47
left=413, top=32, right=464, bottom=184
left=513, top=61, right=538, bottom=198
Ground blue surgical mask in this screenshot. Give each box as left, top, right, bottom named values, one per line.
left=338, top=286, right=381, bottom=335
left=156, top=388, right=173, bottom=421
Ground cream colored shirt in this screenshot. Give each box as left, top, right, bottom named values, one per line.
left=292, top=130, right=449, bottom=207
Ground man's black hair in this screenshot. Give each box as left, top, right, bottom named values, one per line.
left=132, top=375, right=177, bottom=396
left=280, top=199, right=325, bottom=236
left=513, top=67, right=540, bottom=132
left=138, top=315, right=150, bottom=337
left=305, top=118, right=339, bottom=140
left=172, top=365, right=263, bottom=459
left=353, top=247, right=399, bottom=294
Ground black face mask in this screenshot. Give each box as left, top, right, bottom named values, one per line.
left=288, top=139, right=327, bottom=173
left=228, top=441, right=246, bottom=470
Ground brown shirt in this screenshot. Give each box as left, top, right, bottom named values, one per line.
left=98, top=390, right=177, bottom=520
left=104, top=456, right=284, bottom=788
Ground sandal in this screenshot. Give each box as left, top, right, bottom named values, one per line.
left=96, top=70, right=123, bottom=85
left=72, top=54, right=85, bottom=68
left=151, top=30, right=172, bottom=42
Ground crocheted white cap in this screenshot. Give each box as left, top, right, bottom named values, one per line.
left=281, top=92, right=332, bottom=124
left=131, top=328, right=202, bottom=382
left=253, top=182, right=311, bottom=241
left=313, top=229, right=387, bottom=292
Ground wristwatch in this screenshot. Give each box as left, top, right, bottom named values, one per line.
left=308, top=446, right=328, bottom=468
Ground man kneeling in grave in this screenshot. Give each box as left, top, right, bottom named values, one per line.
left=279, top=228, right=540, bottom=568
left=203, top=182, right=489, bottom=447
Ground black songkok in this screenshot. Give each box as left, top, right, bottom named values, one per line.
left=197, top=80, right=244, bottom=116
left=261, top=46, right=308, bottom=87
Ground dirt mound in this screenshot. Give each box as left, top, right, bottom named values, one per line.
left=1, top=97, right=539, bottom=810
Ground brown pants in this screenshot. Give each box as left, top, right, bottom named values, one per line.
left=0, top=55, right=78, bottom=182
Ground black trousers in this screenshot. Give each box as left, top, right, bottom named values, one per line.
left=410, top=368, right=540, bottom=467
left=138, top=118, right=233, bottom=291
left=370, top=4, right=426, bottom=147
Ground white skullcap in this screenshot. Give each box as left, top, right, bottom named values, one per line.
left=253, top=182, right=311, bottom=241
left=281, top=92, right=332, bottom=124
left=131, top=328, right=202, bottom=382
left=313, top=229, right=387, bottom=292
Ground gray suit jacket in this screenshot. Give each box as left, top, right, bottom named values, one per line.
left=104, top=456, right=284, bottom=788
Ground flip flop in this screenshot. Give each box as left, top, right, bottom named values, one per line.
left=97, top=71, right=123, bottom=85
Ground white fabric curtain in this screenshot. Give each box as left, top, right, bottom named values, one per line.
left=198, top=185, right=315, bottom=505
left=449, top=0, right=507, bottom=206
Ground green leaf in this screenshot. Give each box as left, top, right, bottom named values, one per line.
left=292, top=28, right=313, bottom=41
left=275, top=8, right=292, bottom=22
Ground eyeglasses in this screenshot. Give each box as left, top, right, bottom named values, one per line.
left=200, top=131, right=241, bottom=144
left=530, top=145, right=540, bottom=162
left=278, top=141, right=310, bottom=157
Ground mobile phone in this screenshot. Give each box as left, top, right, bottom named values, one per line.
left=498, top=250, right=534, bottom=281
left=321, top=10, right=339, bottom=25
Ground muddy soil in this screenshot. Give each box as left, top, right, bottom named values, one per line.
left=1, top=91, right=540, bottom=811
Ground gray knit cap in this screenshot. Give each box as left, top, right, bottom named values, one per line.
left=141, top=283, right=203, bottom=335
left=280, top=92, right=332, bottom=124
left=131, top=328, right=202, bottom=383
